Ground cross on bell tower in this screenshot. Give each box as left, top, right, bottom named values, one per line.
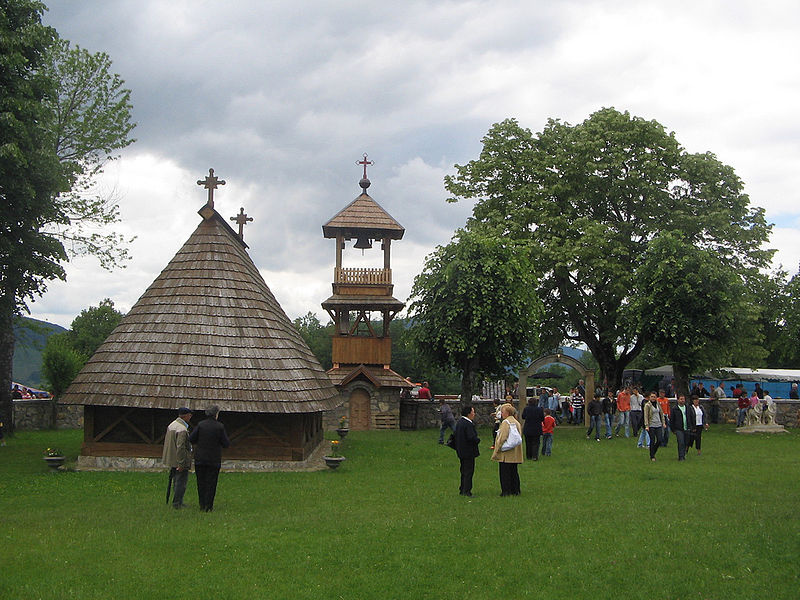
left=197, top=168, right=226, bottom=209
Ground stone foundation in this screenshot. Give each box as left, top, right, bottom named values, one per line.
left=76, top=437, right=331, bottom=472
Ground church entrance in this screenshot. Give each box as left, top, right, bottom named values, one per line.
left=349, top=388, right=371, bottom=430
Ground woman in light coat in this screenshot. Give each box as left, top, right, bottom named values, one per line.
left=491, top=403, right=523, bottom=496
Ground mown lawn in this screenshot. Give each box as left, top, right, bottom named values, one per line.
left=1, top=425, right=798, bottom=599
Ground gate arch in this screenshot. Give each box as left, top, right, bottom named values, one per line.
left=518, top=353, right=595, bottom=426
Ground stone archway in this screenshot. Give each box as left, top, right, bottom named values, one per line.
left=518, top=353, right=595, bottom=426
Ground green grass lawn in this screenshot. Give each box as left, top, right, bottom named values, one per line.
left=1, top=425, right=798, bottom=599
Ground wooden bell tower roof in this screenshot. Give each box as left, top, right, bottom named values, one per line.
left=322, top=155, right=404, bottom=240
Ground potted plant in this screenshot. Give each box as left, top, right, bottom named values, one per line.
left=336, top=415, right=350, bottom=439
left=323, top=439, right=345, bottom=470
left=43, top=447, right=65, bottom=471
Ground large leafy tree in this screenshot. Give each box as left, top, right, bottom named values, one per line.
left=446, top=109, right=772, bottom=390
left=408, top=226, right=542, bottom=403
left=0, top=0, right=135, bottom=433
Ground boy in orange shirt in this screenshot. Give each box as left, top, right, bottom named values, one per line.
left=541, top=408, right=556, bottom=456
left=657, top=389, right=671, bottom=448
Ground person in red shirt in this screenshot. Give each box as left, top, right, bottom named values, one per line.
left=541, top=409, right=556, bottom=456
left=417, top=382, right=432, bottom=401
left=657, top=389, right=671, bottom=448
left=615, top=387, right=631, bottom=438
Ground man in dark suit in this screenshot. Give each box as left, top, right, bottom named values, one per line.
left=188, top=405, right=231, bottom=512
left=454, top=405, right=480, bottom=496
left=521, top=401, right=545, bottom=461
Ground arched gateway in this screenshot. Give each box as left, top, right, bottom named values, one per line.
left=518, top=353, right=595, bottom=425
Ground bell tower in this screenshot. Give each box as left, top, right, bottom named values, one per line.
left=322, top=155, right=410, bottom=429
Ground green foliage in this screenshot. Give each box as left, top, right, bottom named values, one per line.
left=3, top=428, right=799, bottom=599
left=292, top=312, right=333, bottom=370
left=633, top=231, right=762, bottom=395
left=759, top=267, right=800, bottom=368
left=68, top=297, right=123, bottom=357
left=40, top=37, right=136, bottom=268
left=1, top=1, right=135, bottom=431
left=40, top=332, right=84, bottom=398
left=409, top=226, right=543, bottom=400
left=446, top=108, right=773, bottom=389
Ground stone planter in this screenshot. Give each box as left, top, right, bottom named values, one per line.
left=323, top=456, right=346, bottom=470
left=43, top=456, right=65, bottom=471
left=336, top=427, right=350, bottom=440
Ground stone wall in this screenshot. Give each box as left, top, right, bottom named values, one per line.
left=401, top=396, right=503, bottom=429
left=12, top=399, right=83, bottom=430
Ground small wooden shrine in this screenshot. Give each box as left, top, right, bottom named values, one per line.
left=322, top=155, right=411, bottom=429
left=60, top=169, right=340, bottom=468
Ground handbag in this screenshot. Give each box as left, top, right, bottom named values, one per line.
left=500, top=422, right=522, bottom=451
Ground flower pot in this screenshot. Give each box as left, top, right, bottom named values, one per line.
left=323, top=455, right=346, bottom=470
left=43, top=456, right=65, bottom=471
left=336, top=427, right=350, bottom=440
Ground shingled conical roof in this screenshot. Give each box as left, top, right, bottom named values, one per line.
left=60, top=202, right=339, bottom=414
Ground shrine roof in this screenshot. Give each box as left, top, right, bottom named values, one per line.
left=60, top=190, right=340, bottom=414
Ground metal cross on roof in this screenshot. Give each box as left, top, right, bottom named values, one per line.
left=230, top=207, right=253, bottom=240
left=356, top=153, right=374, bottom=179
left=197, top=168, right=226, bottom=209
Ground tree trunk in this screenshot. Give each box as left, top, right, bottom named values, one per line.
left=673, top=364, right=691, bottom=399
left=0, top=304, right=16, bottom=436
left=460, top=357, right=480, bottom=407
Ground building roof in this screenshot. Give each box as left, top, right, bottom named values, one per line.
left=60, top=205, right=340, bottom=414
left=322, top=191, right=405, bottom=240
left=327, top=365, right=412, bottom=389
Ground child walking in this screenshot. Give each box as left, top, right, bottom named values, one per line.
left=542, top=408, right=556, bottom=456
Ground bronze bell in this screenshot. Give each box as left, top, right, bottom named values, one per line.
left=353, top=236, right=372, bottom=250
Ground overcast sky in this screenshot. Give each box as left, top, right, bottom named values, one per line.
left=31, top=0, right=800, bottom=328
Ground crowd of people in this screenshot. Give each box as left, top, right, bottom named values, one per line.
left=443, top=381, right=733, bottom=496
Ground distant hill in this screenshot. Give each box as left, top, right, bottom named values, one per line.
left=12, top=317, right=67, bottom=389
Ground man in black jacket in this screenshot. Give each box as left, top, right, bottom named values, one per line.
left=188, top=405, right=231, bottom=512
left=521, top=401, right=544, bottom=461
left=454, top=405, right=480, bottom=496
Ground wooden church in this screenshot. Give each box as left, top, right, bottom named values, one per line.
left=322, top=156, right=411, bottom=430
left=59, top=169, right=340, bottom=468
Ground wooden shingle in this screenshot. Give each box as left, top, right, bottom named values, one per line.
left=60, top=207, right=340, bottom=414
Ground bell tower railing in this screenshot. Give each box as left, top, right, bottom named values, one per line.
left=334, top=267, right=392, bottom=285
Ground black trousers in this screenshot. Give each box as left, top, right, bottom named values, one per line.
left=631, top=411, right=643, bottom=436
left=648, top=427, right=662, bottom=459
left=689, top=426, right=704, bottom=451
left=498, top=462, right=520, bottom=496
left=524, top=434, right=541, bottom=460
left=459, top=456, right=475, bottom=495
left=195, top=463, right=221, bottom=511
